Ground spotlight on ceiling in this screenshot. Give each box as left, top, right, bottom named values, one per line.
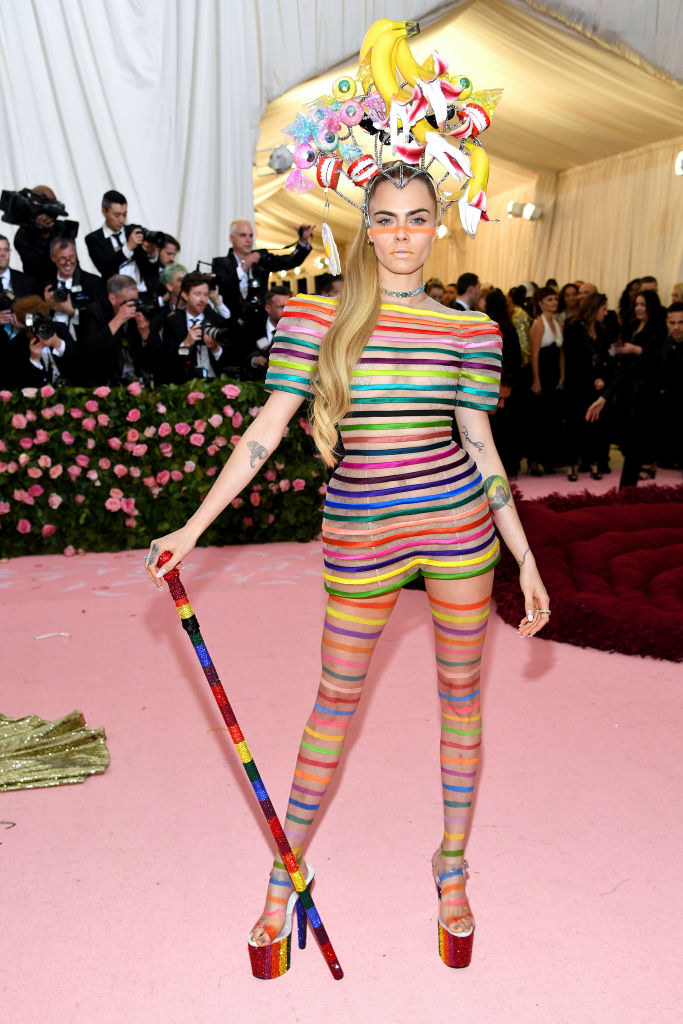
left=278, top=270, right=288, bottom=279
left=522, top=203, right=543, bottom=221
left=507, top=201, right=524, bottom=218
left=437, top=224, right=448, bottom=238
left=675, top=151, right=683, bottom=176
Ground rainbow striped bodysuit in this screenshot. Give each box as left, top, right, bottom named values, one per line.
left=265, top=294, right=503, bottom=599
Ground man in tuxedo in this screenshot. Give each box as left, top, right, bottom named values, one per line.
left=13, top=185, right=78, bottom=290
left=158, top=272, right=242, bottom=383
left=453, top=272, right=482, bottom=311
left=211, top=219, right=312, bottom=327
left=6, top=295, right=80, bottom=388
left=43, top=238, right=105, bottom=342
left=0, top=235, right=36, bottom=339
left=245, top=286, right=291, bottom=379
left=85, top=190, right=138, bottom=279
left=79, top=274, right=159, bottom=386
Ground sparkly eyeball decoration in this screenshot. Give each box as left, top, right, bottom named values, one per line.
left=315, top=127, right=339, bottom=152
left=332, top=75, right=357, bottom=101
left=339, top=100, right=363, bottom=127
left=316, top=156, right=343, bottom=190
left=292, top=143, right=317, bottom=169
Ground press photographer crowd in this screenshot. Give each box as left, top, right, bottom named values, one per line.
left=1, top=184, right=681, bottom=485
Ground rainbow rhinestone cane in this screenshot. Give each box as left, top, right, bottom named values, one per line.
left=157, top=552, right=343, bottom=980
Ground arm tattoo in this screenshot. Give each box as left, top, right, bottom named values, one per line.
left=516, top=546, right=530, bottom=567
left=483, top=474, right=511, bottom=512
left=462, top=424, right=484, bottom=452
left=247, top=440, right=268, bottom=468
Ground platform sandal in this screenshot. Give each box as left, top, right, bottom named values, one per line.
left=248, top=865, right=315, bottom=979
left=433, top=854, right=474, bottom=969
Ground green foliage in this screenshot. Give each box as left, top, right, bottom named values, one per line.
left=0, top=379, right=327, bottom=558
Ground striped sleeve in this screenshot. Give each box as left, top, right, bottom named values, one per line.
left=454, top=316, right=503, bottom=413
left=264, top=295, right=334, bottom=400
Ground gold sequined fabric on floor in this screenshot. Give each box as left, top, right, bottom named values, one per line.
left=0, top=710, right=110, bottom=790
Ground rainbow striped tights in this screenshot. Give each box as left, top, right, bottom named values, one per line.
left=251, top=570, right=493, bottom=943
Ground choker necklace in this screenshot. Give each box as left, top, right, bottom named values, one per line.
left=379, top=282, right=426, bottom=298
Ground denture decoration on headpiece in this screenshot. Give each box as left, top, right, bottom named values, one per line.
left=280, top=18, right=502, bottom=239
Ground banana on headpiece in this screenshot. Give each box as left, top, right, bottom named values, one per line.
left=281, top=18, right=502, bottom=238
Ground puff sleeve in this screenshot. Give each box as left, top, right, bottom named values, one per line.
left=454, top=315, right=503, bottom=413
left=264, top=295, right=335, bottom=400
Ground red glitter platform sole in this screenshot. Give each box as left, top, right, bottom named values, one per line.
left=433, top=857, right=474, bottom=969
left=248, top=867, right=314, bottom=980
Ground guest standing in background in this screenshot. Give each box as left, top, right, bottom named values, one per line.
left=527, top=287, right=565, bottom=475
left=563, top=292, right=611, bottom=480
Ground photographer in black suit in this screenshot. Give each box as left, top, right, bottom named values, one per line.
left=79, top=274, right=159, bottom=386
left=43, top=238, right=105, bottom=342
left=245, top=286, right=291, bottom=379
left=6, top=295, right=80, bottom=388
left=85, top=190, right=166, bottom=294
left=157, top=272, right=239, bottom=383
left=211, top=218, right=312, bottom=329
left=13, top=185, right=78, bottom=290
left=0, top=235, right=35, bottom=338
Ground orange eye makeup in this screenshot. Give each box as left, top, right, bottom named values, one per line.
left=367, top=226, right=438, bottom=237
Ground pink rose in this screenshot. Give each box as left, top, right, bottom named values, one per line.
left=318, top=483, right=328, bottom=495
left=230, top=434, right=241, bottom=445
left=207, top=444, right=217, bottom=456
left=279, top=479, right=291, bottom=492
left=42, top=524, right=56, bottom=538
left=126, top=408, right=141, bottom=422
left=86, top=470, right=99, bottom=481
left=193, top=419, right=206, bottom=432
left=268, top=483, right=278, bottom=493
left=27, top=484, right=44, bottom=497
left=27, top=467, right=42, bottom=479
left=298, top=417, right=313, bottom=436
left=63, top=544, right=76, bottom=556
left=187, top=391, right=205, bottom=405
left=170, top=470, right=183, bottom=482
left=86, top=438, right=95, bottom=450
left=231, top=497, right=243, bottom=508
left=275, top=461, right=284, bottom=470
left=13, top=488, right=27, bottom=501
left=109, top=487, right=124, bottom=499
left=62, top=430, right=75, bottom=445
left=126, top=428, right=139, bottom=443
left=53, top=403, right=64, bottom=416
left=38, top=455, right=51, bottom=469
left=208, top=413, right=223, bottom=428
left=292, top=478, right=306, bottom=491
left=82, top=417, right=97, bottom=431
left=250, top=491, right=261, bottom=507
left=143, top=476, right=156, bottom=488
left=11, top=413, right=27, bottom=429
left=108, top=437, right=122, bottom=450
left=232, top=412, right=243, bottom=428
left=0, top=461, right=5, bottom=472
left=105, top=497, right=121, bottom=512
left=264, top=469, right=276, bottom=481
left=183, top=460, right=195, bottom=473
left=41, top=407, right=54, bottom=420
left=98, top=457, right=111, bottom=469
left=124, top=516, right=137, bottom=528
left=158, top=422, right=172, bottom=437
left=67, top=465, right=82, bottom=478
left=93, top=386, right=111, bottom=398
left=18, top=453, right=30, bottom=466
left=129, top=466, right=141, bottom=478
left=214, top=436, right=227, bottom=448
left=243, top=516, right=253, bottom=527
left=205, top=466, right=217, bottom=476
left=97, top=413, right=110, bottom=426
left=19, top=437, right=33, bottom=450
left=127, top=381, right=142, bottom=396
left=17, top=519, right=31, bottom=534
left=85, top=400, right=99, bottom=413
left=7, top=461, right=18, bottom=473
left=268, top=514, right=275, bottom=524
left=132, top=444, right=147, bottom=456
left=156, top=470, right=170, bottom=485
left=0, top=501, right=9, bottom=514
left=49, top=465, right=63, bottom=479
left=35, top=429, right=49, bottom=444
left=0, top=440, right=5, bottom=452
left=75, top=454, right=90, bottom=468
left=159, top=442, right=173, bottom=457
left=25, top=409, right=37, bottom=422
left=175, top=422, right=191, bottom=435
left=40, top=384, right=55, bottom=398
left=143, top=425, right=156, bottom=438
left=70, top=407, right=83, bottom=419
left=156, top=402, right=166, bottom=414
left=223, top=404, right=234, bottom=417
left=113, top=464, right=128, bottom=477
left=222, top=384, right=241, bottom=398
left=0, top=390, right=11, bottom=402
left=248, top=406, right=263, bottom=418
left=189, top=433, right=204, bottom=446
left=74, top=495, right=85, bottom=505
left=121, top=497, right=136, bottom=514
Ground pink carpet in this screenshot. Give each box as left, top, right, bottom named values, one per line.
left=2, top=466, right=681, bottom=1024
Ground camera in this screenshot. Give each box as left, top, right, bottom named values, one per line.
left=0, top=188, right=78, bottom=238
left=51, top=283, right=93, bottom=310
left=0, top=285, right=15, bottom=312
left=127, top=225, right=165, bottom=248
left=134, top=297, right=157, bottom=319
left=202, top=324, right=231, bottom=347
left=25, top=312, right=56, bottom=339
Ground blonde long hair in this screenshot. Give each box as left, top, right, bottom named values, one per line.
left=310, top=166, right=437, bottom=466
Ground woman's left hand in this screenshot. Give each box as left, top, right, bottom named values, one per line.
left=517, top=561, right=551, bottom=637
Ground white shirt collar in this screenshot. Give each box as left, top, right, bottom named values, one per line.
left=458, top=297, right=471, bottom=310
left=0, top=268, right=10, bottom=287
left=186, top=310, right=205, bottom=325
left=102, top=224, right=122, bottom=239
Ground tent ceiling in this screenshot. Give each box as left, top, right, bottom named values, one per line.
left=253, top=0, right=683, bottom=249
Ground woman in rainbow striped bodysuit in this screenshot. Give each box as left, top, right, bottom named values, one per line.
left=146, top=165, right=551, bottom=973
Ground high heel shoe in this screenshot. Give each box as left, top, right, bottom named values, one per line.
left=433, top=853, right=474, bottom=968
left=589, top=465, right=603, bottom=480
left=567, top=468, right=579, bottom=481
left=638, top=465, right=656, bottom=480
left=248, top=864, right=315, bottom=979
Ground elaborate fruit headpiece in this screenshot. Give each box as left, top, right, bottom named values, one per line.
left=281, top=18, right=502, bottom=270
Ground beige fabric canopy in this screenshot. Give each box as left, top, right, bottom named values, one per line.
left=254, top=0, right=683, bottom=305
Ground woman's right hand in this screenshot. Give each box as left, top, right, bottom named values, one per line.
left=144, top=526, right=198, bottom=589
left=531, top=379, right=542, bottom=395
